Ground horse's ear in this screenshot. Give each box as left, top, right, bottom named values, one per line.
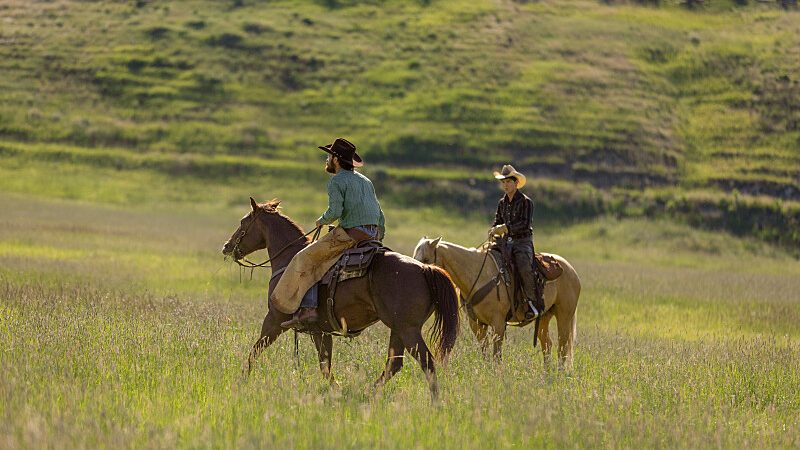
left=423, top=235, right=428, bottom=239
left=432, top=237, right=441, bottom=247
left=250, top=197, right=258, bottom=211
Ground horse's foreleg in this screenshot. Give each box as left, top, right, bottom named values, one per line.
left=468, top=317, right=490, bottom=356
left=490, top=319, right=507, bottom=360
left=399, top=328, right=439, bottom=401
left=374, top=331, right=405, bottom=387
left=244, top=313, right=287, bottom=377
left=311, top=332, right=334, bottom=382
left=538, top=313, right=554, bottom=370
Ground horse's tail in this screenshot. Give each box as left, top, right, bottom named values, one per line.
left=422, top=264, right=459, bottom=362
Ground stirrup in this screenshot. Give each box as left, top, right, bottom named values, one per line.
left=280, top=308, right=318, bottom=329
left=280, top=315, right=302, bottom=329
left=526, top=300, right=540, bottom=319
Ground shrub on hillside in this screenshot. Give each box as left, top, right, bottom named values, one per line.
left=376, top=134, right=490, bottom=166
left=205, top=33, right=244, bottom=49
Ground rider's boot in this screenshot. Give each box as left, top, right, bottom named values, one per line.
left=525, top=274, right=547, bottom=320
left=525, top=299, right=541, bottom=320
left=280, top=307, right=319, bottom=329
left=519, top=264, right=542, bottom=320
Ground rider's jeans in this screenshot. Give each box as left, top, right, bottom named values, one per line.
left=269, top=226, right=356, bottom=314
left=509, top=238, right=537, bottom=303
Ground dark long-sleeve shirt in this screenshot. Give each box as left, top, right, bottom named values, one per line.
left=493, top=191, right=533, bottom=239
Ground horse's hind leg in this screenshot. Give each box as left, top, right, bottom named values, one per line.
left=311, top=333, right=334, bottom=382
left=244, top=313, right=286, bottom=377
left=374, top=331, right=405, bottom=387
left=556, top=309, right=577, bottom=372
left=399, top=328, right=439, bottom=401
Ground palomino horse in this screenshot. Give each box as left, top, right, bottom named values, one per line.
left=413, top=238, right=581, bottom=370
left=222, top=198, right=459, bottom=399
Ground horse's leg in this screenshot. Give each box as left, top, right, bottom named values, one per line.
left=244, top=312, right=287, bottom=377
left=538, top=312, right=554, bottom=370
left=489, top=318, right=507, bottom=360
left=311, top=332, right=334, bottom=382
left=374, top=331, right=405, bottom=387
left=556, top=308, right=577, bottom=372
left=468, top=316, right=490, bottom=356
left=399, top=328, right=439, bottom=401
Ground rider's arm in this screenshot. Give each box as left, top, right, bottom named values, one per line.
left=378, top=208, right=386, bottom=238
left=492, top=199, right=504, bottom=226
left=506, top=197, right=533, bottom=236
left=317, top=177, right=344, bottom=225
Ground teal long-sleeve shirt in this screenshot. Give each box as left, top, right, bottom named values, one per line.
left=318, top=170, right=385, bottom=232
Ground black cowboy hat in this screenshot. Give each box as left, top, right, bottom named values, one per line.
left=318, top=138, right=363, bottom=167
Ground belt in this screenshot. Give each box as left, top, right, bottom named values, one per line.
left=507, top=233, right=532, bottom=242
left=346, top=224, right=379, bottom=232
left=345, top=225, right=380, bottom=242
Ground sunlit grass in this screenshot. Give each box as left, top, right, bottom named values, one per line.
left=2, top=0, right=800, bottom=446
left=1, top=194, right=799, bottom=447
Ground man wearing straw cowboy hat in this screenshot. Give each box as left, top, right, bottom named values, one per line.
left=273, top=138, right=385, bottom=329
left=489, top=164, right=542, bottom=319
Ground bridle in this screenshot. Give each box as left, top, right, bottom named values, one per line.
left=230, top=209, right=321, bottom=269
left=430, top=237, right=491, bottom=303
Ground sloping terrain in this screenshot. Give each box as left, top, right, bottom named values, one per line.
left=0, top=0, right=798, bottom=246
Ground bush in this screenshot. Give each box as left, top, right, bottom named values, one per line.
left=205, top=33, right=244, bottom=49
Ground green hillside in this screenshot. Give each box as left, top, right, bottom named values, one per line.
left=2, top=3, right=800, bottom=446
left=1, top=0, right=798, bottom=247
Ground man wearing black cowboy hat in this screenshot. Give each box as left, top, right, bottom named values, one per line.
left=489, top=164, right=542, bottom=319
left=272, top=138, right=386, bottom=329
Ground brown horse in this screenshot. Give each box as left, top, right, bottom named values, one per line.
left=222, top=198, right=459, bottom=399
left=414, top=237, right=581, bottom=371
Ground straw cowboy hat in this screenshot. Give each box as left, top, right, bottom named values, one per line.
left=493, top=164, right=527, bottom=188
left=319, top=137, right=363, bottom=167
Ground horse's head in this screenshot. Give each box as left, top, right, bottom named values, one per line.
left=412, top=236, right=442, bottom=264
left=221, top=197, right=280, bottom=260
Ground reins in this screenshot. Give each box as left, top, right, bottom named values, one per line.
left=463, top=238, right=492, bottom=303
left=434, top=237, right=491, bottom=304
left=232, top=216, right=321, bottom=270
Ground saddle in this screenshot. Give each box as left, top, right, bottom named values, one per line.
left=303, top=240, right=388, bottom=336
left=321, top=240, right=385, bottom=285
left=535, top=253, right=564, bottom=281
left=464, top=247, right=563, bottom=327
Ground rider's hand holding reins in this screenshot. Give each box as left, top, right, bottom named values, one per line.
left=488, top=224, right=508, bottom=237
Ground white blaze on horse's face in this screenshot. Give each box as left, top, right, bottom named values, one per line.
left=222, top=213, right=250, bottom=256
left=413, top=238, right=437, bottom=264
left=412, top=238, right=428, bottom=263
left=222, top=211, right=261, bottom=259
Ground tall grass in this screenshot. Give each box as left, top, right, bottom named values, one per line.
left=1, top=194, right=798, bottom=448
left=2, top=0, right=799, bottom=445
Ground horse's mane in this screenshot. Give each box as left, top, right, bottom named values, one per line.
left=257, top=198, right=308, bottom=240
left=439, top=239, right=485, bottom=254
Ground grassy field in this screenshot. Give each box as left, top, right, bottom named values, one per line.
left=1, top=191, right=799, bottom=448
left=2, top=0, right=799, bottom=447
